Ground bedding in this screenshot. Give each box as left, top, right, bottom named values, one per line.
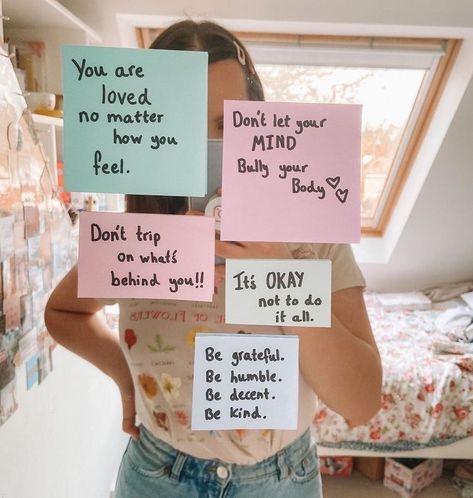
left=312, top=293, right=473, bottom=452
left=423, top=280, right=473, bottom=303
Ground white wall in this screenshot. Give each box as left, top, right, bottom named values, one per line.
left=360, top=75, right=473, bottom=291
left=0, top=347, right=128, bottom=498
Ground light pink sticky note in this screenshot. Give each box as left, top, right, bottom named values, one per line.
left=78, top=212, right=215, bottom=300
left=221, top=101, right=361, bottom=243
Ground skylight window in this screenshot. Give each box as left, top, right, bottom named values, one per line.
left=256, top=64, right=425, bottom=224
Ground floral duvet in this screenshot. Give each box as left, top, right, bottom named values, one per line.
left=312, top=295, right=473, bottom=451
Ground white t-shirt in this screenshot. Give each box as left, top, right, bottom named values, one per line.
left=114, top=243, right=365, bottom=464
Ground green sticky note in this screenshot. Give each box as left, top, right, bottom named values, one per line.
left=62, top=45, right=208, bottom=196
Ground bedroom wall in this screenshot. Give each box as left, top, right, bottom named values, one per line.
left=361, top=76, right=473, bottom=291
left=60, top=0, right=473, bottom=292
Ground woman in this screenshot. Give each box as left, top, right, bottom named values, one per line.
left=45, top=20, right=382, bottom=498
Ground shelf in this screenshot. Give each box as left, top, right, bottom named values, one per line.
left=3, top=0, right=101, bottom=42
left=32, top=112, right=63, bottom=128
left=3, top=0, right=103, bottom=94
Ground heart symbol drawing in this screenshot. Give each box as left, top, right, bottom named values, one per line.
left=336, top=189, right=349, bottom=203
left=326, top=176, right=341, bottom=189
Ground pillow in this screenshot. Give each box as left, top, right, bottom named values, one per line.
left=461, top=291, right=473, bottom=310
left=375, top=291, right=431, bottom=311
left=422, top=280, right=473, bottom=302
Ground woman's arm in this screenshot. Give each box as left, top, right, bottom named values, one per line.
left=284, top=286, right=382, bottom=426
left=216, top=241, right=382, bottom=427
left=44, top=265, right=139, bottom=439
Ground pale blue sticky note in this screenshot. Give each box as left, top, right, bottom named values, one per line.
left=62, top=45, right=207, bottom=195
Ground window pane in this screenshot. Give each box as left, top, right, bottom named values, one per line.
left=256, top=64, right=426, bottom=222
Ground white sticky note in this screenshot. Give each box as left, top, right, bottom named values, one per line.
left=225, top=259, right=331, bottom=327
left=191, top=334, right=299, bottom=430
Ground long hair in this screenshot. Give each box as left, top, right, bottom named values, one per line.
left=126, top=20, right=264, bottom=215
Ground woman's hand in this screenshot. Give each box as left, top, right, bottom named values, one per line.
left=214, top=241, right=292, bottom=287
left=114, top=359, right=140, bottom=440
left=215, top=264, right=225, bottom=287
left=185, top=209, right=293, bottom=283
left=120, top=385, right=140, bottom=441
left=216, top=240, right=292, bottom=260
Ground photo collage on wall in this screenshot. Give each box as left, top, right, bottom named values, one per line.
left=0, top=52, right=76, bottom=427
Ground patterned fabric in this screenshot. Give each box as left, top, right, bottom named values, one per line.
left=312, top=294, right=473, bottom=451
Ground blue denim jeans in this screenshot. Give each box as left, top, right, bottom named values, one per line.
left=114, top=424, right=323, bottom=498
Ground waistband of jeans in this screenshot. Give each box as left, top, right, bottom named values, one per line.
left=138, top=423, right=313, bottom=482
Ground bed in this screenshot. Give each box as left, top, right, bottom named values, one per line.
left=314, top=291, right=473, bottom=459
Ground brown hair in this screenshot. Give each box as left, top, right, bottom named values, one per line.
left=126, top=20, right=265, bottom=215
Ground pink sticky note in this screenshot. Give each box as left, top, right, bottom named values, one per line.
left=78, top=212, right=215, bottom=300
left=221, top=101, right=361, bottom=243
